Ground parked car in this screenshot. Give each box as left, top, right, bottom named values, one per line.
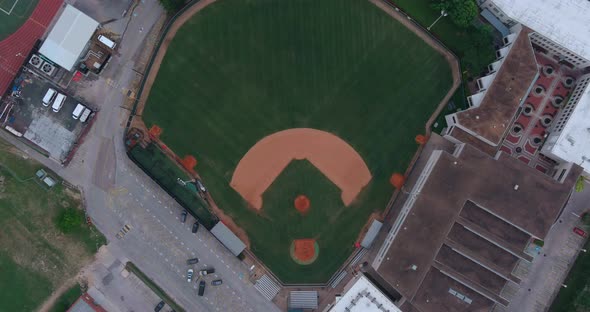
left=187, top=269, right=194, bottom=282
left=199, top=268, right=215, bottom=276
left=187, top=258, right=199, bottom=265
left=181, top=210, right=188, bottom=223
left=192, top=221, right=200, bottom=233
left=154, top=301, right=165, bottom=312
left=198, top=280, right=206, bottom=296
left=211, top=279, right=223, bottom=286
left=574, top=227, right=587, bottom=237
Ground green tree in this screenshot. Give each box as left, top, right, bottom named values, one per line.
left=431, top=0, right=478, bottom=28
left=158, top=0, right=185, bottom=13
left=576, top=176, right=586, bottom=192
left=56, top=208, right=85, bottom=234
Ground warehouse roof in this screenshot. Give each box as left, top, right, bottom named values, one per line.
left=39, top=4, right=99, bottom=71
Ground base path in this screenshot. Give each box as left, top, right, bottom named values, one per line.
left=231, top=128, right=372, bottom=210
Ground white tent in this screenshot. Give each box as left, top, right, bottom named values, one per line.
left=39, top=4, right=99, bottom=71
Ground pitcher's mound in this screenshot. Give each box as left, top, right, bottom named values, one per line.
left=294, top=195, right=311, bottom=215
left=290, top=239, right=319, bottom=265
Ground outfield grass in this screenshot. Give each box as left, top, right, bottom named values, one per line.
left=0, top=139, right=105, bottom=310
left=143, top=0, right=452, bottom=283
left=0, top=0, right=39, bottom=40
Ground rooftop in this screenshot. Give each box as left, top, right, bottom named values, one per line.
left=330, top=274, right=401, bottom=312
left=543, top=81, right=590, bottom=172
left=455, top=27, right=538, bottom=145
left=490, top=0, right=590, bottom=62
left=39, top=4, right=99, bottom=71
left=374, top=134, right=581, bottom=312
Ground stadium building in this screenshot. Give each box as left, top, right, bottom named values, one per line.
left=446, top=0, right=590, bottom=176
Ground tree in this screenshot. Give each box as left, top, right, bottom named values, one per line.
left=158, top=0, right=185, bottom=13
left=56, top=208, right=85, bottom=233
left=431, top=0, right=478, bottom=28
left=576, top=176, right=586, bottom=192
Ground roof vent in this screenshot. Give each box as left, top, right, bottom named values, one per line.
left=514, top=184, right=519, bottom=191
left=476, top=115, right=480, bottom=120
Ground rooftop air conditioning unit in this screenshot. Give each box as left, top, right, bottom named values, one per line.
left=40, top=61, right=56, bottom=76
left=28, top=54, right=42, bottom=68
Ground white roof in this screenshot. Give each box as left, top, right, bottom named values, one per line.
left=490, top=0, right=590, bottom=61
left=39, top=5, right=99, bottom=71
left=330, top=275, right=401, bottom=312
left=546, top=84, right=590, bottom=172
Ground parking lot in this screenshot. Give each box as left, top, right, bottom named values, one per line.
left=3, top=68, right=93, bottom=162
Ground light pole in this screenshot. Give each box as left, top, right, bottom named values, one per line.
left=427, top=10, right=448, bottom=31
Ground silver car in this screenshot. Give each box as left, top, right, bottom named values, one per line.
left=187, top=269, right=194, bottom=282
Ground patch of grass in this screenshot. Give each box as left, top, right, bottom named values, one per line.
left=0, top=0, right=39, bottom=40
left=0, top=139, right=106, bottom=310
left=143, top=0, right=452, bottom=283
left=125, top=262, right=185, bottom=312
left=390, top=0, right=495, bottom=78
left=550, top=239, right=590, bottom=312
left=0, top=252, right=53, bottom=311
left=48, top=284, right=82, bottom=312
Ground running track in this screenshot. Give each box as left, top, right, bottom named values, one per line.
left=0, top=0, right=62, bottom=97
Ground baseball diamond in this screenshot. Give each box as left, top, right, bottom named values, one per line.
left=141, top=0, right=453, bottom=283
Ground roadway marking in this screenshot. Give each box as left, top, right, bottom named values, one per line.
left=180, top=241, right=184, bottom=245
left=198, top=238, right=202, bottom=242
left=169, top=231, right=173, bottom=234
left=191, top=252, right=195, bottom=256
left=165, top=258, right=168, bottom=262
left=220, top=259, right=224, bottom=264
left=153, top=195, right=156, bottom=198
left=175, top=236, right=178, bottom=240
left=158, top=200, right=162, bottom=204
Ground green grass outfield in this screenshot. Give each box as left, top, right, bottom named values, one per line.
left=0, top=0, right=39, bottom=40
left=143, top=0, right=452, bottom=283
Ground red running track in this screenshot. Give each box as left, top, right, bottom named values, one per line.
left=0, top=0, right=63, bottom=97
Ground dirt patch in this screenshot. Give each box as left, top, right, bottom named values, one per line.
left=231, top=128, right=372, bottom=210
left=290, top=239, right=319, bottom=265
left=294, top=195, right=310, bottom=215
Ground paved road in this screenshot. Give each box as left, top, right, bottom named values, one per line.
left=506, top=182, right=589, bottom=312
left=0, top=0, right=280, bottom=311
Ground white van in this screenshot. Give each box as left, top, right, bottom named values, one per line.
left=42, top=88, right=57, bottom=107
left=52, top=93, right=66, bottom=112
left=72, top=103, right=85, bottom=119
left=79, top=108, right=91, bottom=122
left=98, top=35, right=117, bottom=49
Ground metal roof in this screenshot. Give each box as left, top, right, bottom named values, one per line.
left=289, top=291, right=318, bottom=309
left=210, top=222, right=246, bottom=256
left=360, top=220, right=383, bottom=248
left=39, top=4, right=99, bottom=71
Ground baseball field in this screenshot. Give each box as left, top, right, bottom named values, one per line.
left=142, top=0, right=453, bottom=283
